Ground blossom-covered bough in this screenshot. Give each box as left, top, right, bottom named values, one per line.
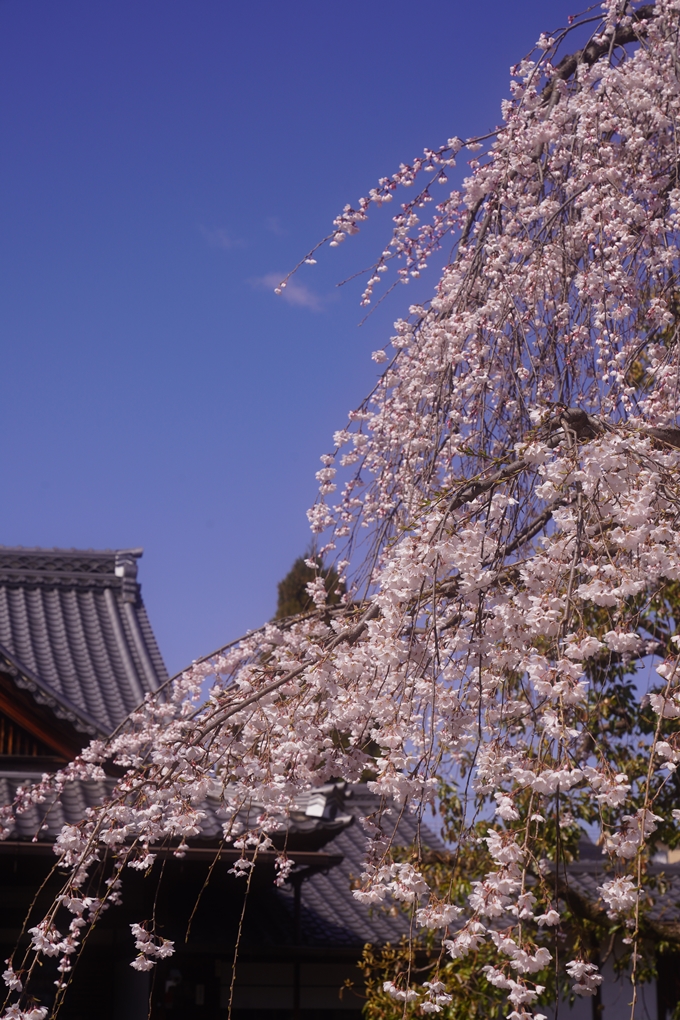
left=4, top=2, right=680, bottom=1017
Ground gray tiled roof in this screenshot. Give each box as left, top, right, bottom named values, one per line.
left=561, top=856, right=680, bottom=928
left=0, top=546, right=168, bottom=736
left=0, top=770, right=114, bottom=842
left=290, top=785, right=442, bottom=947
left=0, top=774, right=441, bottom=947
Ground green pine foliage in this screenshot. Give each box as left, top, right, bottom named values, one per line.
left=274, top=553, right=345, bottom=619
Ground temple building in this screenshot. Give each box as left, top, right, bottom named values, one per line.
left=0, top=547, right=413, bottom=1020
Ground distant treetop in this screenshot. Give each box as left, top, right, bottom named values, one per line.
left=275, top=553, right=345, bottom=619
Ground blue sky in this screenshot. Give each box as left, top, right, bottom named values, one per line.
left=0, top=0, right=577, bottom=674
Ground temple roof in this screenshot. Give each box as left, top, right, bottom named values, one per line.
left=287, top=784, right=443, bottom=947
left=0, top=546, right=167, bottom=737
left=0, top=776, right=434, bottom=947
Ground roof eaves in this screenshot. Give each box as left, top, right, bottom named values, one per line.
left=0, top=641, right=106, bottom=738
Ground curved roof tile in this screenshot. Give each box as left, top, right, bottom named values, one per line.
left=0, top=546, right=168, bottom=735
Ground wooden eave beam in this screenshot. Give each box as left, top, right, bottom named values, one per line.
left=0, top=678, right=81, bottom=761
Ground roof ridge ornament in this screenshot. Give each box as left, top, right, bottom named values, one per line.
left=114, top=550, right=141, bottom=603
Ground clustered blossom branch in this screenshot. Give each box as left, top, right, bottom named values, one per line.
left=4, top=3, right=680, bottom=1019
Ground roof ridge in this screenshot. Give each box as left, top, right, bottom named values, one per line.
left=0, top=546, right=144, bottom=557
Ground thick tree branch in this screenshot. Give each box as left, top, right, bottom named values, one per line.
left=542, top=5, right=655, bottom=102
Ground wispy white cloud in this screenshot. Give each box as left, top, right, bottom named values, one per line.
left=252, top=272, right=325, bottom=312
left=199, top=225, right=245, bottom=250
left=265, top=216, right=286, bottom=236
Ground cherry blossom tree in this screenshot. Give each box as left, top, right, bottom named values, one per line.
left=4, top=3, right=680, bottom=1018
